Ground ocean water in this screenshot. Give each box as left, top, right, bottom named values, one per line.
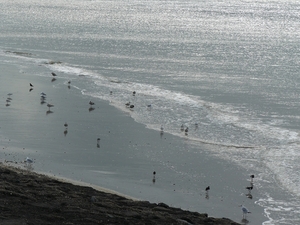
left=1, top=0, right=300, bottom=224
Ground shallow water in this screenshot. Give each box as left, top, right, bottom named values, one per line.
left=1, top=0, right=300, bottom=224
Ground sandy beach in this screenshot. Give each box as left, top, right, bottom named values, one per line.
left=0, top=60, right=266, bottom=224
left=0, top=163, right=240, bottom=225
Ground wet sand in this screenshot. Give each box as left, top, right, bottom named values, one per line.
left=0, top=164, right=240, bottom=225
left=0, top=59, right=265, bottom=224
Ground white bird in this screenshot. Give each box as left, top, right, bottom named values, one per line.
left=25, top=157, right=33, bottom=164
left=240, top=205, right=251, bottom=218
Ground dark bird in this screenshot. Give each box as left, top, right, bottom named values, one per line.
left=64, top=122, right=68, bottom=128
left=246, top=186, right=253, bottom=190
left=89, top=100, right=95, bottom=106
left=152, top=171, right=156, bottom=183
left=130, top=105, right=134, bottom=109
left=133, top=91, right=136, bottom=96
left=125, top=102, right=130, bottom=107
left=51, top=72, right=57, bottom=76
left=205, top=186, right=210, bottom=191
left=250, top=174, right=255, bottom=182
left=47, top=103, right=54, bottom=110
left=30, top=83, right=34, bottom=87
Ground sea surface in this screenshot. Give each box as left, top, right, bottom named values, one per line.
left=1, top=0, right=300, bottom=224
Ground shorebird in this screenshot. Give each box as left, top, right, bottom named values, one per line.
left=250, top=174, right=255, bottom=183
left=51, top=72, right=57, bottom=76
left=240, top=205, right=251, bottom=219
left=160, top=125, right=164, bottom=133
left=64, top=122, right=68, bottom=128
left=152, top=171, right=156, bottom=183
left=25, top=157, right=33, bottom=164
left=89, top=100, right=95, bottom=106
left=147, top=104, right=152, bottom=109
left=180, top=124, right=184, bottom=131
left=41, top=92, right=46, bottom=96
left=125, top=102, right=130, bottom=107
left=185, top=127, right=189, bottom=135
left=133, top=91, right=136, bottom=96
left=30, top=83, right=34, bottom=87
left=47, top=103, right=54, bottom=110
left=97, top=138, right=100, bottom=148
left=205, top=186, right=210, bottom=191
left=246, top=186, right=253, bottom=191
left=129, top=104, right=134, bottom=109
left=68, top=80, right=71, bottom=84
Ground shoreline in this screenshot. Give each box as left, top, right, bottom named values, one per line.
left=0, top=56, right=266, bottom=224
left=0, top=163, right=240, bottom=225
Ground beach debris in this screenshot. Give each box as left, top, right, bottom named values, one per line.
left=240, top=205, right=251, bottom=219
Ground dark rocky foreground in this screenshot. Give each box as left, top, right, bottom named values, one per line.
left=0, top=164, right=240, bottom=225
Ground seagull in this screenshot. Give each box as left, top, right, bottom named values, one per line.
left=240, top=205, right=251, bottom=218
left=250, top=174, right=255, bottom=182
left=89, top=100, right=95, bottom=106
left=25, top=157, right=33, bottom=164
left=47, top=103, right=54, bottom=110
left=180, top=124, right=184, bottom=131
left=30, top=83, right=34, bottom=87
left=51, top=72, right=57, bottom=76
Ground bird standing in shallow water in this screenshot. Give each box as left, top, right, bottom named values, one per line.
left=240, top=205, right=251, bottom=219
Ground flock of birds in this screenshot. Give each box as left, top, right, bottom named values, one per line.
left=5, top=71, right=254, bottom=222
